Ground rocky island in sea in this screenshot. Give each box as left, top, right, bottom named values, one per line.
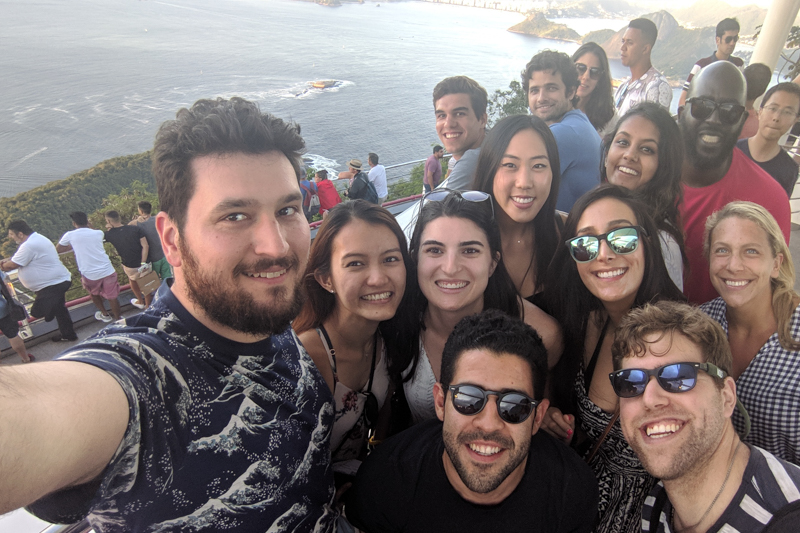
left=509, top=13, right=581, bottom=42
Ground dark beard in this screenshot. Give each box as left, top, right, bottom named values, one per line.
left=442, top=428, right=528, bottom=494
left=682, top=123, right=740, bottom=171
left=180, top=239, right=305, bottom=337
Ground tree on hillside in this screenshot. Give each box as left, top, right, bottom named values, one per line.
left=88, top=180, right=159, bottom=230
left=487, top=80, right=528, bottom=127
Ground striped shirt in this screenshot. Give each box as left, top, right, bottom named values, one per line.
left=682, top=52, right=744, bottom=92
left=641, top=446, right=800, bottom=532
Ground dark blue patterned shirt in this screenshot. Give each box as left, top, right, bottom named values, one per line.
left=29, top=283, right=337, bottom=532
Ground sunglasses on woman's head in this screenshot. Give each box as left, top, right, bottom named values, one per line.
left=565, top=225, right=644, bottom=263
left=422, top=188, right=494, bottom=218
left=448, top=384, right=538, bottom=424
left=575, top=63, right=603, bottom=80
left=686, top=97, right=746, bottom=125
left=609, top=362, right=727, bottom=398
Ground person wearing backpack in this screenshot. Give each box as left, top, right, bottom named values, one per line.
left=300, top=173, right=320, bottom=221
left=346, top=160, right=379, bottom=204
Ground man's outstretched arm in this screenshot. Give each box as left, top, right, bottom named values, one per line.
left=0, top=361, right=129, bottom=513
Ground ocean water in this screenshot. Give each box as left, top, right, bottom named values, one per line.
left=1, top=0, right=694, bottom=199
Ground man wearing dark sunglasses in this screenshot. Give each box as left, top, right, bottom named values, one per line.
left=678, top=61, right=791, bottom=305
left=346, top=310, right=597, bottom=532
left=612, top=301, right=800, bottom=533
left=678, top=18, right=744, bottom=108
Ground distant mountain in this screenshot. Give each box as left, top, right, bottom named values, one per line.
left=540, top=0, right=642, bottom=19
left=585, top=10, right=720, bottom=79
left=509, top=13, right=582, bottom=42
left=670, top=1, right=767, bottom=35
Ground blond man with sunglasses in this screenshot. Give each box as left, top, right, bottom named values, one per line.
left=345, top=310, right=596, bottom=532
left=678, top=61, right=790, bottom=305
left=612, top=301, right=800, bottom=533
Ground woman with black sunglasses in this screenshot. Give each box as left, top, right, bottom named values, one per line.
left=386, top=190, right=562, bottom=426
left=572, top=43, right=618, bottom=136
left=601, top=102, right=687, bottom=290
left=544, top=185, right=685, bottom=533
left=293, top=201, right=413, bottom=486
left=701, top=201, right=800, bottom=465
left=472, top=114, right=563, bottom=304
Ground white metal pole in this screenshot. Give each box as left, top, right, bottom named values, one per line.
left=750, top=0, right=800, bottom=71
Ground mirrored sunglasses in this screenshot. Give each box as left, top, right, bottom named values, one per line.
left=565, top=226, right=644, bottom=263
left=448, top=384, right=538, bottom=424
left=575, top=62, right=603, bottom=80
left=686, top=97, right=746, bottom=125
left=609, top=362, right=727, bottom=398
left=422, top=188, right=494, bottom=218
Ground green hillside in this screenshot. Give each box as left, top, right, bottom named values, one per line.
left=0, top=151, right=154, bottom=257
left=509, top=13, right=582, bottom=42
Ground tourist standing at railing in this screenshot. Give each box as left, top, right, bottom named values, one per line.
left=367, top=152, right=388, bottom=205
left=2, top=219, right=76, bottom=343
left=572, top=43, right=618, bottom=137
left=523, top=50, right=601, bottom=212
left=337, top=158, right=359, bottom=185
left=389, top=190, right=562, bottom=426
left=601, top=102, right=687, bottom=290
left=433, top=76, right=487, bottom=191
left=129, top=200, right=172, bottom=282
left=737, top=82, right=800, bottom=198
left=0, top=97, right=338, bottom=532
left=424, top=145, right=444, bottom=193
left=678, top=62, right=791, bottom=305
left=56, top=211, right=121, bottom=323
left=614, top=18, right=672, bottom=116
left=315, top=169, right=342, bottom=217
left=677, top=18, right=744, bottom=109
left=472, top=114, right=563, bottom=305
left=0, top=270, right=33, bottom=363
left=104, top=210, right=151, bottom=309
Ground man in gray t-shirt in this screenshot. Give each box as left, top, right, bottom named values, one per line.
left=130, top=200, right=172, bottom=281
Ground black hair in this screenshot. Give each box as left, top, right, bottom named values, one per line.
left=522, top=50, right=580, bottom=108
left=571, top=42, right=615, bottom=132
left=433, top=145, right=443, bottom=154
left=7, top=220, right=32, bottom=236
left=601, top=102, right=686, bottom=264
left=315, top=169, right=329, bottom=180
left=544, top=185, right=686, bottom=413
left=744, top=63, right=772, bottom=102
left=761, top=82, right=800, bottom=110
left=440, top=309, right=548, bottom=401
left=152, top=97, right=305, bottom=231
left=386, top=192, right=522, bottom=382
left=69, top=211, right=89, bottom=227
left=629, top=18, right=658, bottom=48
left=716, top=18, right=740, bottom=38
left=472, top=114, right=561, bottom=296
left=137, top=201, right=152, bottom=215
left=369, top=152, right=379, bottom=165
left=432, top=76, right=488, bottom=120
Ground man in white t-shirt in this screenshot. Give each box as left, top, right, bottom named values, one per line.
left=56, top=211, right=120, bottom=322
left=1, top=219, right=77, bottom=343
left=367, top=152, right=388, bottom=205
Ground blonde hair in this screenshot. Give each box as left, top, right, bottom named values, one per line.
left=704, top=201, right=800, bottom=350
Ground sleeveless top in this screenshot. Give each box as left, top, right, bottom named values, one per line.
left=402, top=337, right=438, bottom=424
left=577, top=322, right=656, bottom=533
left=316, top=328, right=391, bottom=474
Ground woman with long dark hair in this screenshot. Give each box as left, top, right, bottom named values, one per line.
left=472, top=114, right=562, bottom=302
left=294, top=200, right=411, bottom=482
left=572, top=42, right=617, bottom=136
left=601, top=102, right=686, bottom=289
left=544, top=185, right=685, bottom=533
left=388, top=190, right=562, bottom=424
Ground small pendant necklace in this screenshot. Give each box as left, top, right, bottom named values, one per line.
left=670, top=440, right=741, bottom=532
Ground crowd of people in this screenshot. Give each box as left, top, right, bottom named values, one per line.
left=0, top=14, right=799, bottom=533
